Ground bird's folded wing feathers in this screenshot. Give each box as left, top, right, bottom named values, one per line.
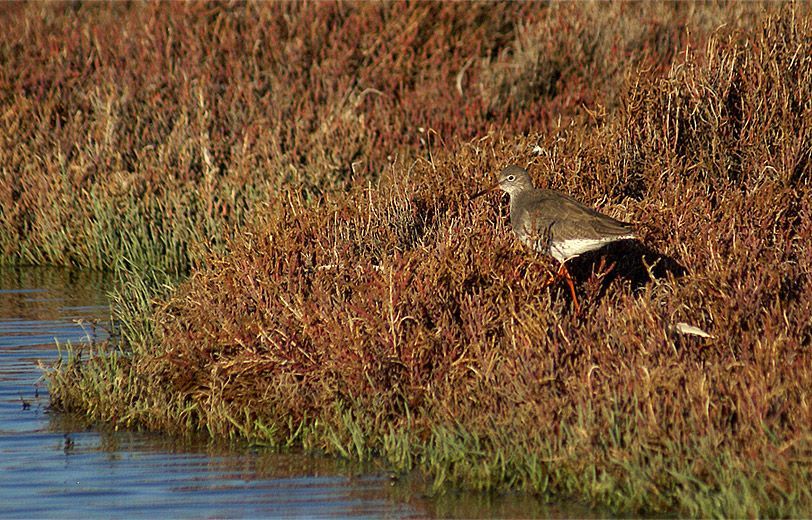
left=530, top=192, right=634, bottom=241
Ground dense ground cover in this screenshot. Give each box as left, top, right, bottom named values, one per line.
left=1, top=1, right=758, bottom=272
left=2, top=1, right=810, bottom=516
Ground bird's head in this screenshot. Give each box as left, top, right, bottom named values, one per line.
left=471, top=165, right=534, bottom=199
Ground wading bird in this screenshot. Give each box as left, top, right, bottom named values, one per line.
left=471, top=165, right=635, bottom=312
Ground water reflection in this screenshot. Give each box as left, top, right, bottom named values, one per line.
left=0, top=267, right=588, bottom=518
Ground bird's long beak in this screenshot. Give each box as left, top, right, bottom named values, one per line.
left=469, top=182, right=499, bottom=200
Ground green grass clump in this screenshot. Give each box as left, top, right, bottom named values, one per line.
left=33, top=3, right=812, bottom=517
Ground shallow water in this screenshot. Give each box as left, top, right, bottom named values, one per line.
left=0, top=267, right=589, bottom=518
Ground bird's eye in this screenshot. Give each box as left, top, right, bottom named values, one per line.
left=507, top=175, right=515, bottom=182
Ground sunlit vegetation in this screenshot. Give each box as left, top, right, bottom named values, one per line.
left=2, top=2, right=809, bottom=516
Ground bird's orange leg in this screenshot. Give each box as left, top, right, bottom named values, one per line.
left=538, top=261, right=580, bottom=313
left=557, top=263, right=580, bottom=314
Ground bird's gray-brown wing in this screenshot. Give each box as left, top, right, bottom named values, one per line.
left=517, top=190, right=634, bottom=246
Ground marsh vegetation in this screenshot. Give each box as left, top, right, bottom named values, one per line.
left=2, top=2, right=810, bottom=516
